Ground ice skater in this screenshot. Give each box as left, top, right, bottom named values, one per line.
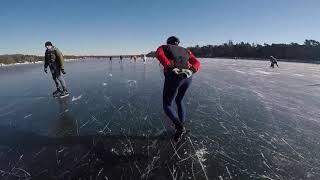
left=156, top=36, right=201, bottom=141
left=270, top=56, right=279, bottom=68
left=119, top=55, right=123, bottom=63
left=142, top=54, right=147, bottom=65
left=44, top=41, right=69, bottom=97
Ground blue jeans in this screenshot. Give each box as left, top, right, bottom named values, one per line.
left=49, top=63, right=67, bottom=91
left=163, top=71, right=192, bottom=128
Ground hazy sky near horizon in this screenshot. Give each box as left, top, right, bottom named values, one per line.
left=0, top=0, right=320, bottom=55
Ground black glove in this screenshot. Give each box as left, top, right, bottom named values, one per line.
left=61, top=69, right=66, bottom=74
left=44, top=68, right=48, bottom=73
left=183, top=69, right=193, bottom=78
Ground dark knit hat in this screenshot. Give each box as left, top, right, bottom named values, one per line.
left=45, top=41, right=53, bottom=46
left=167, top=36, right=180, bottom=45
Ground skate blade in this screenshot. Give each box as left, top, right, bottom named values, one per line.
left=59, top=94, right=70, bottom=98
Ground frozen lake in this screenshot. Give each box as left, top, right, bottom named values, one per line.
left=0, top=58, right=320, bottom=179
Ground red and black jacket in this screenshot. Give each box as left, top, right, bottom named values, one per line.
left=156, top=45, right=201, bottom=73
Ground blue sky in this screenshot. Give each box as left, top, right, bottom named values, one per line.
left=0, top=0, right=319, bottom=55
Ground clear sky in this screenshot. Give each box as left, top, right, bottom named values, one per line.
left=0, top=0, right=319, bottom=55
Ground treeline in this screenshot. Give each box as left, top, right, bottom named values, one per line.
left=0, top=54, right=44, bottom=64
left=147, top=39, right=320, bottom=63
left=0, top=54, right=143, bottom=65
left=0, top=54, right=88, bottom=65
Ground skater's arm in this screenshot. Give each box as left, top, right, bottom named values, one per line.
left=44, top=51, right=49, bottom=69
left=55, top=48, right=65, bottom=70
left=156, top=45, right=173, bottom=69
left=187, top=50, right=200, bottom=73
left=44, top=59, right=49, bottom=69
left=271, top=56, right=278, bottom=62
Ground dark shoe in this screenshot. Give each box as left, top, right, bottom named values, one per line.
left=174, top=127, right=186, bottom=142
left=52, top=89, right=61, bottom=97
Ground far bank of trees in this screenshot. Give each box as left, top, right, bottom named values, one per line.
left=0, top=54, right=83, bottom=65
left=2, top=40, right=320, bottom=65
left=0, top=55, right=143, bottom=65
left=147, top=39, right=320, bottom=63
left=0, top=54, right=44, bottom=64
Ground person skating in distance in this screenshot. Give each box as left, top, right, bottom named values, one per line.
left=142, top=54, right=147, bottom=65
left=270, top=56, right=279, bottom=68
left=119, top=55, right=123, bottom=63
left=44, top=41, right=69, bottom=97
left=156, top=36, right=201, bottom=142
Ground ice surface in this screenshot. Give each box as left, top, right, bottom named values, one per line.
left=0, top=58, right=320, bottom=179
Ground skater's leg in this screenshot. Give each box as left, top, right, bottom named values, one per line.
left=163, top=72, right=181, bottom=128
left=53, top=76, right=60, bottom=90
left=175, top=77, right=192, bottom=123
left=50, top=66, right=62, bottom=91
left=56, top=71, right=67, bottom=91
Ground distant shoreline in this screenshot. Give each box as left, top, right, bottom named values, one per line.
left=0, top=58, right=81, bottom=67
left=0, top=55, right=143, bottom=66
left=204, top=57, right=320, bottom=64
left=1, top=57, right=319, bottom=67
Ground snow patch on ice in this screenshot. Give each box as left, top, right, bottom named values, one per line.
left=108, top=73, right=113, bottom=77
left=235, top=70, right=246, bottom=74
left=293, top=74, right=304, bottom=77
left=256, top=70, right=272, bottom=75
left=24, top=114, right=32, bottom=119
left=102, top=82, right=107, bottom=86
left=72, top=95, right=82, bottom=102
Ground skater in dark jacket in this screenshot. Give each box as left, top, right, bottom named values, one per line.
left=270, top=56, right=279, bottom=68
left=44, top=41, right=69, bottom=97
left=156, top=36, right=201, bottom=141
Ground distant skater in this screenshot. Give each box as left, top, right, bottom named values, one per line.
left=119, top=56, right=123, bottom=63
left=142, top=54, right=147, bottom=65
left=44, top=41, right=69, bottom=97
left=270, top=56, right=279, bottom=68
left=156, top=36, right=201, bottom=142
